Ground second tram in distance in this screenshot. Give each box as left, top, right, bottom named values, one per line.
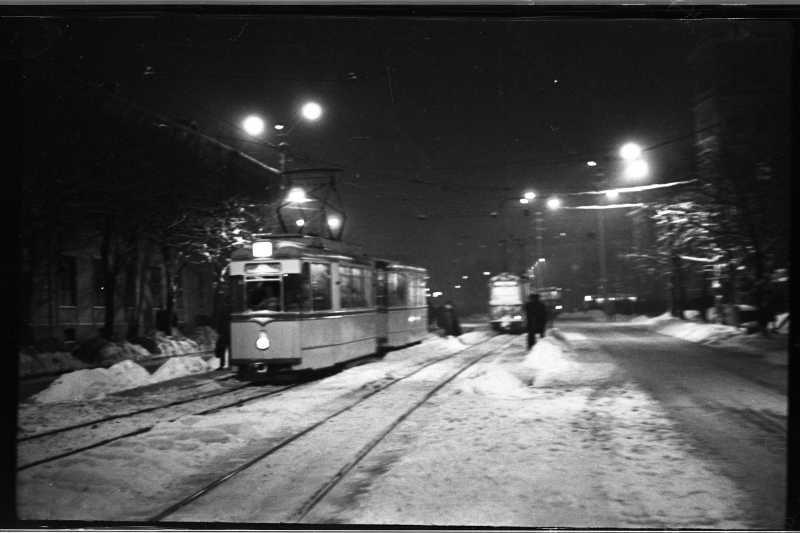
left=488, top=273, right=563, bottom=332
left=487, top=273, right=531, bottom=333
left=227, top=234, right=428, bottom=378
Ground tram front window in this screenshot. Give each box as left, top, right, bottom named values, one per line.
left=246, top=280, right=282, bottom=311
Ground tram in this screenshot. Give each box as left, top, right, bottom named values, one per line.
left=227, top=234, right=428, bottom=378
left=487, top=273, right=531, bottom=333
left=534, top=286, right=563, bottom=327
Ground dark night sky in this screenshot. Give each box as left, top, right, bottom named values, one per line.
left=20, top=9, right=792, bottom=310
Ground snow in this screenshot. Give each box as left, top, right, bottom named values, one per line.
left=19, top=328, right=218, bottom=378
left=30, top=356, right=220, bottom=404
left=634, top=312, right=788, bottom=366
left=16, top=329, right=766, bottom=526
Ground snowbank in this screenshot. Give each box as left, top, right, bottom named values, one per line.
left=31, top=356, right=219, bottom=404
left=456, top=361, right=532, bottom=399
left=522, top=337, right=581, bottom=386
left=635, top=313, right=788, bottom=365
left=19, top=329, right=217, bottom=378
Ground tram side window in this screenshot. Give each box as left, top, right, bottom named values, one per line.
left=340, top=265, right=368, bottom=308
left=246, top=279, right=282, bottom=311
left=388, top=272, right=408, bottom=307
left=310, top=263, right=332, bottom=311
left=410, top=273, right=424, bottom=306
left=375, top=270, right=387, bottom=308
left=283, top=271, right=311, bottom=312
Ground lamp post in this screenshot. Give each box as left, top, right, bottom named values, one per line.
left=242, top=101, right=323, bottom=190
left=242, top=102, right=324, bottom=233
left=592, top=143, right=648, bottom=307
left=519, top=192, right=561, bottom=289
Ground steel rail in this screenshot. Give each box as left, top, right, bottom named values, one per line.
left=17, top=383, right=302, bottom=471
left=293, top=335, right=519, bottom=522
left=149, top=333, right=510, bottom=523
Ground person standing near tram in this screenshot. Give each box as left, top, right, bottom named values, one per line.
left=524, top=293, right=548, bottom=349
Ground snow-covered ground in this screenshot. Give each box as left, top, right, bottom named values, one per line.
left=19, top=329, right=217, bottom=378
left=28, top=355, right=220, bottom=404
left=18, top=328, right=758, bottom=527
left=633, top=312, right=788, bottom=366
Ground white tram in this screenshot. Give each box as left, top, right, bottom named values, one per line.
left=487, top=273, right=531, bottom=333
left=228, top=235, right=428, bottom=377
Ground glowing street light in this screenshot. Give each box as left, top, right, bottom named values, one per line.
left=547, top=197, right=561, bottom=210
left=620, top=143, right=642, bottom=160
left=242, top=115, right=265, bottom=136
left=327, top=217, right=341, bottom=229
left=524, top=191, right=536, bottom=200
left=302, top=102, right=323, bottom=121
left=296, top=219, right=305, bottom=227
left=520, top=198, right=529, bottom=204
left=587, top=161, right=597, bottom=166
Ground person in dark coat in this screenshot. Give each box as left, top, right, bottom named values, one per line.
left=438, top=301, right=462, bottom=337
left=214, top=296, right=232, bottom=369
left=525, top=293, right=548, bottom=349
left=427, top=297, right=438, bottom=331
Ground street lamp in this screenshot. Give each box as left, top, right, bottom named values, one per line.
left=242, top=116, right=265, bottom=136
left=595, top=142, right=649, bottom=308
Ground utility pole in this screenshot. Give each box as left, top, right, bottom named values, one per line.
left=598, top=208, right=608, bottom=300
left=535, top=210, right=544, bottom=289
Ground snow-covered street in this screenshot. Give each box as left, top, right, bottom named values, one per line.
left=17, top=317, right=787, bottom=527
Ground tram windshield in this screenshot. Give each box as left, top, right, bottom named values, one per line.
left=231, top=261, right=333, bottom=313
left=490, top=282, right=523, bottom=306
left=245, top=279, right=283, bottom=311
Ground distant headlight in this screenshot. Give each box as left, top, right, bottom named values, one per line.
left=256, top=331, right=270, bottom=350
left=513, top=315, right=522, bottom=320
left=555, top=305, right=563, bottom=310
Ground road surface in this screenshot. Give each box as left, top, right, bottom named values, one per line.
left=559, top=320, right=787, bottom=529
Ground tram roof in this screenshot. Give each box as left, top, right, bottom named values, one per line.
left=231, top=234, right=368, bottom=261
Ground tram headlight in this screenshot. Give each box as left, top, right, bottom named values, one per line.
left=256, top=331, right=270, bottom=350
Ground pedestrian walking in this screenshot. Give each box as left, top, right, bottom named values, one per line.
left=438, top=301, right=462, bottom=337
left=214, top=296, right=232, bottom=369
left=427, top=297, right=438, bottom=332
left=524, top=293, right=548, bottom=349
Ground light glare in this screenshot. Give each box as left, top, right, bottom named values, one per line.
left=547, top=198, right=561, bottom=209
left=620, top=143, right=642, bottom=160
left=243, top=116, right=265, bottom=136
left=302, top=102, right=322, bottom=120
left=328, top=217, right=341, bottom=228
left=524, top=191, right=536, bottom=200
left=287, top=188, right=307, bottom=203
left=624, top=159, right=649, bottom=179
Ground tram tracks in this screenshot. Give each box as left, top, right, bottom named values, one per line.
left=17, top=380, right=303, bottom=471
left=149, top=333, right=519, bottom=523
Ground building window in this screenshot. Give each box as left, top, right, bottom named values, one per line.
left=57, top=255, right=77, bottom=307
left=93, top=259, right=105, bottom=307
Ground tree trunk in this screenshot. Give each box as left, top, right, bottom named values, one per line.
left=162, top=245, right=175, bottom=335
left=698, top=267, right=710, bottom=323
left=100, top=215, right=115, bottom=340
left=671, top=254, right=686, bottom=319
